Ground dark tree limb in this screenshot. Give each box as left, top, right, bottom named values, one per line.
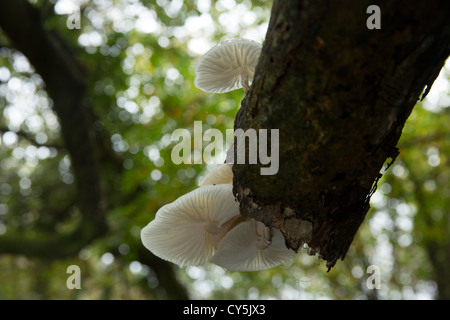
left=233, top=0, right=450, bottom=269
left=0, top=0, right=107, bottom=256
left=0, top=0, right=188, bottom=299
left=0, top=127, right=62, bottom=149
left=136, top=246, right=190, bottom=299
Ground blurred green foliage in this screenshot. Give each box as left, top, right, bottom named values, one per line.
left=0, top=0, right=449, bottom=299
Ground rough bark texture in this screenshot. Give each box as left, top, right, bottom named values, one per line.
left=233, top=0, right=450, bottom=269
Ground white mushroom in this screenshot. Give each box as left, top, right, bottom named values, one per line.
left=198, top=164, right=233, bottom=186
left=194, top=38, right=262, bottom=93
left=140, top=184, right=242, bottom=267
left=212, top=220, right=295, bottom=271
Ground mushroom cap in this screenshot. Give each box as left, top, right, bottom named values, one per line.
left=194, top=38, right=262, bottom=93
left=198, top=164, right=233, bottom=186
left=212, top=220, right=295, bottom=271
left=141, top=184, right=240, bottom=267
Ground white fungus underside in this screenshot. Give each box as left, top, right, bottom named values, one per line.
left=194, top=39, right=262, bottom=93
left=140, top=184, right=240, bottom=267
left=212, top=220, right=295, bottom=271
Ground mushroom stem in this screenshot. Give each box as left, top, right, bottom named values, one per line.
left=263, top=226, right=272, bottom=245
left=253, top=223, right=272, bottom=250
left=218, top=214, right=246, bottom=233
left=140, top=184, right=241, bottom=267
left=208, top=214, right=246, bottom=249
left=212, top=219, right=295, bottom=271
left=222, top=214, right=247, bottom=231
left=242, top=73, right=250, bottom=93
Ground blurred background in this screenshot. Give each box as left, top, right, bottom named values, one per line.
left=0, top=0, right=449, bottom=299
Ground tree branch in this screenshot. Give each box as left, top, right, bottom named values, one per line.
left=0, top=127, right=62, bottom=149
left=136, top=245, right=190, bottom=299
left=233, top=0, right=450, bottom=269
left=0, top=0, right=107, bottom=257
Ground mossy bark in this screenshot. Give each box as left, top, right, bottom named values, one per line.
left=233, top=0, right=450, bottom=269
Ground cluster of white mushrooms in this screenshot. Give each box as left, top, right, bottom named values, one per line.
left=140, top=39, right=295, bottom=271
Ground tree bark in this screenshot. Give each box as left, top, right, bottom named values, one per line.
left=233, top=0, right=450, bottom=269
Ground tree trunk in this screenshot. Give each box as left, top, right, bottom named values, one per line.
left=233, top=0, right=450, bottom=269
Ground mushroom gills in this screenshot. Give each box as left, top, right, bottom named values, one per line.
left=204, top=214, right=245, bottom=249
left=212, top=219, right=295, bottom=271
left=194, top=38, right=262, bottom=93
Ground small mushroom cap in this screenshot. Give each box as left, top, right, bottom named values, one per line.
left=198, top=164, right=233, bottom=186
left=212, top=220, right=295, bottom=271
left=141, top=184, right=240, bottom=267
left=194, top=38, right=262, bottom=93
